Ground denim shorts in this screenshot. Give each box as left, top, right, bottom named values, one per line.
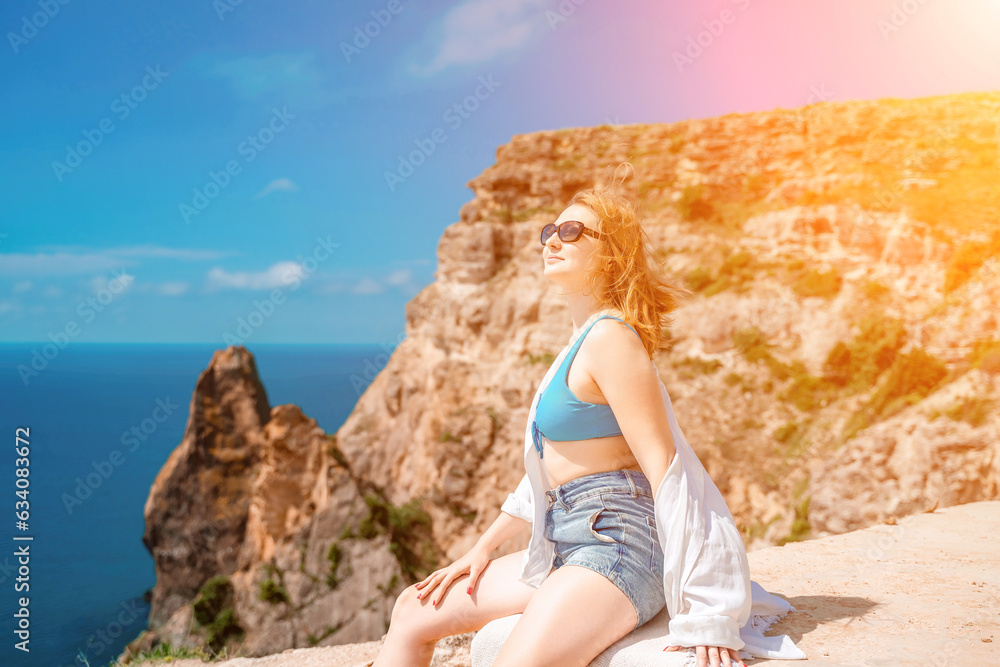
left=543, top=468, right=666, bottom=630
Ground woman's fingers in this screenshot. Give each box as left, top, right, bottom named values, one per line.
left=695, top=644, right=723, bottom=667
left=662, top=644, right=743, bottom=667
left=432, top=572, right=457, bottom=606
left=415, top=568, right=441, bottom=589
left=415, top=571, right=443, bottom=599
left=414, top=571, right=436, bottom=592
left=466, top=567, right=479, bottom=594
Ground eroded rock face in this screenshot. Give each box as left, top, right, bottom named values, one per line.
left=137, top=347, right=405, bottom=658
left=810, top=370, right=1000, bottom=534
left=142, top=346, right=270, bottom=627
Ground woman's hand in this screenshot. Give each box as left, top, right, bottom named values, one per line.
left=664, top=643, right=746, bottom=667
left=413, top=542, right=492, bottom=608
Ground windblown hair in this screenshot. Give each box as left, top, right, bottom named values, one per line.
left=570, top=163, right=690, bottom=359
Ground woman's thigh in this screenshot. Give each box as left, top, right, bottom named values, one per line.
left=491, top=562, right=637, bottom=667
left=389, top=549, right=540, bottom=642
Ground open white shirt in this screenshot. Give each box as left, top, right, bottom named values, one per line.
left=500, top=316, right=806, bottom=659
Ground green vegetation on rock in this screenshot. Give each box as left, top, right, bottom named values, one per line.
left=967, top=338, right=1000, bottom=375
left=258, top=576, right=289, bottom=605
left=326, top=541, right=344, bottom=588
left=777, top=495, right=811, bottom=546
left=930, top=395, right=995, bottom=427
left=792, top=267, right=843, bottom=298
left=341, top=490, right=439, bottom=584
left=842, top=347, right=949, bottom=442
left=192, top=575, right=244, bottom=655
left=257, top=563, right=289, bottom=604
left=822, top=313, right=908, bottom=393
left=527, top=352, right=556, bottom=365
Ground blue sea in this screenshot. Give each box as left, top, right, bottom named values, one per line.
left=0, top=343, right=393, bottom=667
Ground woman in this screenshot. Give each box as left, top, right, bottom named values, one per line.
left=373, top=167, right=803, bottom=667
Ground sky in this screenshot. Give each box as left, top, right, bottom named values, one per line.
left=1, top=0, right=998, bottom=344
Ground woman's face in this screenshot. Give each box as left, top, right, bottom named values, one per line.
left=542, top=204, right=602, bottom=290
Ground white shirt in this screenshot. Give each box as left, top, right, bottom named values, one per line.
left=500, top=314, right=806, bottom=659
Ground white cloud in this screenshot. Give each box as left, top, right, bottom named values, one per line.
left=192, top=52, right=343, bottom=108
left=351, top=277, right=384, bottom=295
left=205, top=261, right=306, bottom=291
left=383, top=268, right=412, bottom=286
left=42, top=285, right=62, bottom=298
left=253, top=178, right=299, bottom=199
left=0, top=299, right=18, bottom=315
left=0, top=252, right=131, bottom=277
left=340, top=268, right=420, bottom=295
left=158, top=282, right=189, bottom=296
left=408, top=0, right=546, bottom=76
left=201, top=53, right=323, bottom=99
left=319, top=280, right=347, bottom=294
left=89, top=270, right=134, bottom=295
left=101, top=245, right=238, bottom=260
left=11, top=280, right=32, bottom=293
left=0, top=246, right=236, bottom=277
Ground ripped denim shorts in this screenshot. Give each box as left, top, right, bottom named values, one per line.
left=543, top=468, right=666, bottom=630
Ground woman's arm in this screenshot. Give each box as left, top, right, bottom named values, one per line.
left=590, top=319, right=749, bottom=664
left=478, top=508, right=530, bottom=554
left=500, top=472, right=532, bottom=523
left=585, top=319, right=676, bottom=495
left=414, top=504, right=531, bottom=605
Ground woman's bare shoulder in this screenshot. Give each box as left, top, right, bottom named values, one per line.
left=587, top=315, right=644, bottom=355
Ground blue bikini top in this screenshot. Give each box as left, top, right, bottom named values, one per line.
left=532, top=315, right=641, bottom=458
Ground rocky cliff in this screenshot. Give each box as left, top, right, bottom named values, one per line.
left=129, top=347, right=415, bottom=658
left=127, top=90, right=1000, bottom=660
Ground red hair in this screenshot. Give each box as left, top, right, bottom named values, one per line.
left=569, top=163, right=689, bottom=358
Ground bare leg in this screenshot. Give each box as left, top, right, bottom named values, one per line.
left=372, top=549, right=538, bottom=667
left=492, top=564, right=638, bottom=667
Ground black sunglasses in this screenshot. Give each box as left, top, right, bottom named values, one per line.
left=540, top=220, right=603, bottom=245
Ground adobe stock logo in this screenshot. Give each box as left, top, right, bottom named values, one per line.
left=222, top=234, right=340, bottom=345
left=671, top=0, right=753, bottom=73
left=16, top=268, right=134, bottom=386
left=51, top=65, right=169, bottom=182
left=340, top=0, right=410, bottom=63
left=877, top=0, right=931, bottom=39
left=384, top=74, right=501, bottom=192
left=178, top=107, right=296, bottom=224
left=7, top=0, right=72, bottom=54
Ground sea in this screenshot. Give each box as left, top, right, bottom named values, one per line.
left=0, top=342, right=393, bottom=667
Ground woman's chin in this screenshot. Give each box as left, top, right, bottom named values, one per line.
left=542, top=265, right=564, bottom=280
left=542, top=273, right=574, bottom=291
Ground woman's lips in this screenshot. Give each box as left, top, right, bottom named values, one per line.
left=546, top=256, right=563, bottom=263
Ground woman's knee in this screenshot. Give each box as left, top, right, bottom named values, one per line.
left=386, top=582, right=461, bottom=645
left=390, top=583, right=423, bottom=625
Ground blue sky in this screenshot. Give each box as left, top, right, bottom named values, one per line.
left=1, top=0, right=998, bottom=344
